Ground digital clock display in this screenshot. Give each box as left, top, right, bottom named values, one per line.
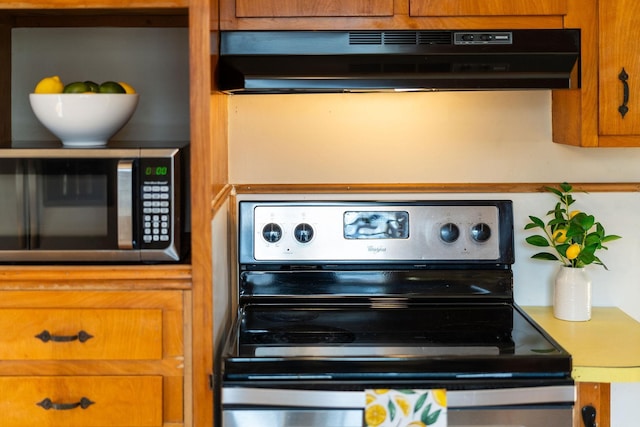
left=145, top=166, right=168, bottom=176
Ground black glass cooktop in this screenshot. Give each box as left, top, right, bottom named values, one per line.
left=222, top=303, right=571, bottom=381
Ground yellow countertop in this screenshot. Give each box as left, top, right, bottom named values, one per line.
left=524, top=306, right=640, bottom=383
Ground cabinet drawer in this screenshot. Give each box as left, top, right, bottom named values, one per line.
left=0, top=309, right=162, bottom=360
left=410, top=0, right=567, bottom=16
left=235, top=0, right=394, bottom=18
left=0, top=376, right=162, bottom=427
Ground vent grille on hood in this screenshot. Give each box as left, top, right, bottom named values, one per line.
left=349, top=31, right=453, bottom=46
left=219, top=29, right=581, bottom=93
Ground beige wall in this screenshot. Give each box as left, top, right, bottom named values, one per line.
left=228, top=91, right=640, bottom=184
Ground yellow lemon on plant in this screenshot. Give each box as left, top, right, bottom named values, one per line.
left=34, top=75, right=64, bottom=94
left=118, top=81, right=136, bottom=94
left=365, top=404, right=387, bottom=427
left=569, top=210, right=580, bottom=219
left=553, top=229, right=568, bottom=243
left=566, top=243, right=581, bottom=260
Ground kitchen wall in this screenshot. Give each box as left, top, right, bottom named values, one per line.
left=228, top=91, right=640, bottom=426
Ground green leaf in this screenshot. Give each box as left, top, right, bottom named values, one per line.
left=414, top=393, right=428, bottom=414
left=526, top=216, right=546, bottom=228
left=423, top=408, right=442, bottom=425
left=420, top=403, right=432, bottom=424
left=388, top=398, right=396, bottom=421
left=559, top=182, right=573, bottom=192
left=531, top=252, right=560, bottom=261
left=545, top=186, right=564, bottom=197
left=602, top=235, right=622, bottom=243
left=526, top=235, right=550, bottom=247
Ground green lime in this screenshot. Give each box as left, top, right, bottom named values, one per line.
left=63, top=81, right=90, bottom=93
left=98, top=81, right=126, bottom=94
left=84, top=80, right=99, bottom=93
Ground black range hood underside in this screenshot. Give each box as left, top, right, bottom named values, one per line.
left=218, top=30, right=580, bottom=94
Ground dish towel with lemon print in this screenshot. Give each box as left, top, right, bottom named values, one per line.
left=365, top=389, right=447, bottom=427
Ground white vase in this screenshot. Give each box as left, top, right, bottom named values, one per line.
left=553, top=266, right=592, bottom=321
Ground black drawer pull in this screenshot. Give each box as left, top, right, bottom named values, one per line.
left=35, top=330, right=94, bottom=343
left=619, top=67, right=630, bottom=118
left=37, top=397, right=95, bottom=411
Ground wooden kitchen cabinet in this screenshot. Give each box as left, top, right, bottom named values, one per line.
left=234, top=0, right=394, bottom=18
left=553, top=0, right=640, bottom=147
left=409, top=0, right=567, bottom=17
left=0, top=376, right=163, bottom=427
left=220, top=0, right=568, bottom=30
left=0, top=289, right=187, bottom=427
left=1, top=2, right=218, bottom=427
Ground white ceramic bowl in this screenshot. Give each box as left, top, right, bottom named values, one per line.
left=29, top=93, right=139, bottom=147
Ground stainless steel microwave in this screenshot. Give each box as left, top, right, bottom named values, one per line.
left=0, top=144, right=187, bottom=263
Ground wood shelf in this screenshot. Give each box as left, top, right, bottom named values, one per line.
left=0, top=264, right=192, bottom=290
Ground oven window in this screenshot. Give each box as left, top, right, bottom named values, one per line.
left=344, top=211, right=409, bottom=239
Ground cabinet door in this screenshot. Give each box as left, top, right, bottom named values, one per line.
left=410, top=0, right=567, bottom=16
left=235, top=0, right=394, bottom=17
left=0, top=308, right=162, bottom=360
left=599, top=0, right=640, bottom=135
left=0, top=376, right=162, bottom=427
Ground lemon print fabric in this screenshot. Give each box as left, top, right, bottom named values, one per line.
left=364, top=389, right=447, bottom=427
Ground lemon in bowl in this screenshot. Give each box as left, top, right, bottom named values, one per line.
left=30, top=78, right=139, bottom=147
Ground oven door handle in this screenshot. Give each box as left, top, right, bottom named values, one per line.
left=222, top=385, right=575, bottom=409
left=117, top=160, right=134, bottom=249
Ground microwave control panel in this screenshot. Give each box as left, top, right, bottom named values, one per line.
left=139, top=157, right=173, bottom=249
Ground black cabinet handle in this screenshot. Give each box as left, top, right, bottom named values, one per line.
left=35, top=330, right=94, bottom=343
left=619, top=68, right=630, bottom=118
left=37, top=397, right=95, bottom=411
left=582, top=405, right=596, bottom=427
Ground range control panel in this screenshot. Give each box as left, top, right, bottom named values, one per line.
left=239, top=201, right=514, bottom=264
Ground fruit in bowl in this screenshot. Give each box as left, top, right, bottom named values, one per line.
left=30, top=76, right=139, bottom=147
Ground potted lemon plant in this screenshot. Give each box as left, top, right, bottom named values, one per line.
left=524, top=182, right=621, bottom=321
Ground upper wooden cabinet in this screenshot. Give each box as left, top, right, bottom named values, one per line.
left=0, top=0, right=187, bottom=8
left=221, top=0, right=568, bottom=30
left=598, top=0, right=640, bottom=139
left=235, top=0, right=393, bottom=18
left=409, top=0, right=567, bottom=17
left=553, top=0, right=640, bottom=147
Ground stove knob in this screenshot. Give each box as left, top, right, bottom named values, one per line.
left=294, top=223, right=314, bottom=243
left=471, top=223, right=492, bottom=242
left=439, top=223, right=460, bottom=243
left=262, top=223, right=283, bottom=243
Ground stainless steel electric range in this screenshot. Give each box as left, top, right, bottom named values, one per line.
left=220, top=200, right=575, bottom=427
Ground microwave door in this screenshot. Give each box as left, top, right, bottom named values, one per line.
left=0, top=159, right=28, bottom=251
left=29, top=158, right=121, bottom=253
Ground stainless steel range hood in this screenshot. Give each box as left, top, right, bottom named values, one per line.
left=218, top=29, right=580, bottom=93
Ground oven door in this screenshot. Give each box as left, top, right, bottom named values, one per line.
left=222, top=384, right=575, bottom=427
